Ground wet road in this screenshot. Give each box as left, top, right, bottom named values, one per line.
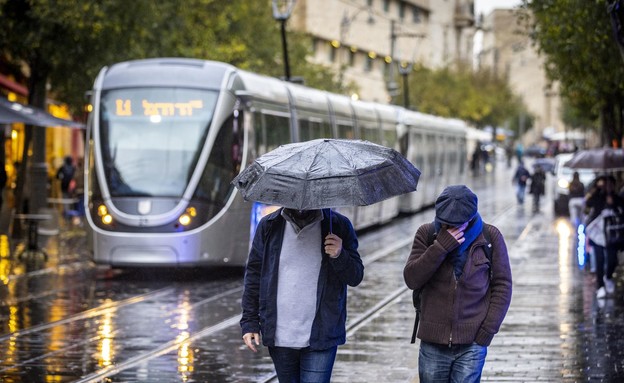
left=0, top=161, right=623, bottom=382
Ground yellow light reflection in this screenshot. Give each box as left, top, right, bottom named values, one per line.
left=96, top=304, right=116, bottom=368
left=176, top=292, right=194, bottom=381
left=0, top=235, right=9, bottom=258
left=45, top=295, right=68, bottom=377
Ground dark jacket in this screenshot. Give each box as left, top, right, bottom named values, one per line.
left=240, top=208, right=364, bottom=350
left=403, top=222, right=512, bottom=347
left=513, top=165, right=530, bottom=186
left=529, top=169, right=546, bottom=195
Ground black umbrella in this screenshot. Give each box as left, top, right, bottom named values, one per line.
left=0, top=97, right=84, bottom=128
left=563, top=148, right=624, bottom=171
left=232, top=138, right=421, bottom=210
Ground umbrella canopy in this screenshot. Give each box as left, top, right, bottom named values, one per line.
left=232, top=138, right=421, bottom=210
left=563, top=148, right=624, bottom=171
left=0, top=97, right=84, bottom=128
left=532, top=157, right=555, bottom=173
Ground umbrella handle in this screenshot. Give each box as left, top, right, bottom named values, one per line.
left=329, top=208, right=332, bottom=234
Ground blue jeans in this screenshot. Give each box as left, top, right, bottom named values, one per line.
left=419, top=341, right=487, bottom=383
left=516, top=184, right=526, bottom=204
left=268, top=346, right=337, bottom=383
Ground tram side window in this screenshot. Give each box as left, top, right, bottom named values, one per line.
left=360, top=123, right=380, bottom=144
left=413, top=132, right=424, bottom=169
left=299, top=118, right=332, bottom=141
left=194, top=113, right=244, bottom=214
left=255, top=112, right=290, bottom=156
left=383, top=128, right=397, bottom=149
left=336, top=123, right=354, bottom=139
left=427, top=134, right=436, bottom=177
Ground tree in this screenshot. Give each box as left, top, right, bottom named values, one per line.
left=405, top=63, right=530, bottom=134
left=522, top=0, right=624, bottom=147
left=0, top=0, right=342, bottom=216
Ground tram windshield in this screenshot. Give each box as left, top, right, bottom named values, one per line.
left=99, top=88, right=218, bottom=197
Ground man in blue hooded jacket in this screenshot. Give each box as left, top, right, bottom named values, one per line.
left=241, top=207, right=363, bottom=382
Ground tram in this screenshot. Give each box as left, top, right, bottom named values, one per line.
left=84, top=58, right=468, bottom=267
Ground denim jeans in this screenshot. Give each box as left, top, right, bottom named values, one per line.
left=268, top=346, right=337, bottom=383
left=419, top=341, right=487, bottom=383
left=516, top=184, right=526, bottom=204
left=590, top=239, right=618, bottom=289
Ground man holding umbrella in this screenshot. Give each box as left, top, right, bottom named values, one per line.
left=235, top=138, right=421, bottom=381
left=240, top=207, right=363, bottom=382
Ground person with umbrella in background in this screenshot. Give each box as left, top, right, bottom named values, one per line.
left=403, top=185, right=512, bottom=383
left=584, top=175, right=624, bottom=299
left=234, top=138, right=420, bottom=382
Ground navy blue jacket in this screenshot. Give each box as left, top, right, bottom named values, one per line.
left=240, top=208, right=364, bottom=350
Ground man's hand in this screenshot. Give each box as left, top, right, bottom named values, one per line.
left=243, top=332, right=260, bottom=352
left=447, top=221, right=469, bottom=244
left=324, top=233, right=343, bottom=258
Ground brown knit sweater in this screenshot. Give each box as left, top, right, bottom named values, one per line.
left=403, top=222, right=512, bottom=347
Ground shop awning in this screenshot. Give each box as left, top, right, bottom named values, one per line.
left=0, top=97, right=84, bottom=129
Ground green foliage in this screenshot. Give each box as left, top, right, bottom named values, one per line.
left=0, top=0, right=342, bottom=111
left=405, top=63, right=529, bottom=132
left=522, top=0, right=624, bottom=145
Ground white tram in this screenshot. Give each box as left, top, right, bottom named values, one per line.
left=84, top=58, right=468, bottom=267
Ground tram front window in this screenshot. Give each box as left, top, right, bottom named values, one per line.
left=99, top=88, right=218, bottom=197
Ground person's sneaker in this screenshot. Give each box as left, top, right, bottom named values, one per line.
left=604, top=277, right=615, bottom=295
left=596, top=286, right=606, bottom=299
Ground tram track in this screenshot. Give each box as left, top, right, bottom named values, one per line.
left=66, top=229, right=416, bottom=383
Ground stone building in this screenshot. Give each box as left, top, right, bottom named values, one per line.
left=289, top=0, right=476, bottom=103
left=477, top=8, right=564, bottom=144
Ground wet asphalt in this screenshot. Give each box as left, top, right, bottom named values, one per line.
left=0, top=160, right=623, bottom=382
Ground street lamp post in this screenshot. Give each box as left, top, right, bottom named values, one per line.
left=388, top=20, right=425, bottom=103
left=397, top=61, right=413, bottom=109
left=272, top=0, right=296, bottom=82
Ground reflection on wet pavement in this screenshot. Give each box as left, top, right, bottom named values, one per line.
left=0, top=162, right=623, bottom=382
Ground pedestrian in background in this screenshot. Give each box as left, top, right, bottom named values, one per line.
left=403, top=185, right=512, bottom=383
left=529, top=165, right=546, bottom=213
left=241, top=207, right=364, bottom=383
left=585, top=175, right=624, bottom=299
left=568, top=171, right=585, bottom=226
left=56, top=155, right=76, bottom=199
left=512, top=160, right=530, bottom=205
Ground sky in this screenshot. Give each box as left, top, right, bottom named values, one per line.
left=474, top=0, right=522, bottom=17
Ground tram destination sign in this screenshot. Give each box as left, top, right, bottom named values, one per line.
left=115, top=99, right=204, bottom=117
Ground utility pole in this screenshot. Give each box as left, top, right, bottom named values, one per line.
left=388, top=20, right=425, bottom=104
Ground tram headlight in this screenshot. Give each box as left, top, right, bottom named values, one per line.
left=102, top=214, right=113, bottom=225
left=557, top=178, right=570, bottom=189
left=98, top=205, right=108, bottom=216
left=179, top=214, right=192, bottom=226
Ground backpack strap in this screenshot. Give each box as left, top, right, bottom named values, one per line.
left=482, top=224, right=494, bottom=279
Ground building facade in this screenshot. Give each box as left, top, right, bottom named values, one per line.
left=290, top=0, right=476, bottom=103
left=477, top=8, right=564, bottom=144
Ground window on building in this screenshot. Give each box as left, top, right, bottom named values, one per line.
left=399, top=2, right=405, bottom=20
left=365, top=56, right=374, bottom=72
left=383, top=0, right=389, bottom=13
left=412, top=7, right=421, bottom=23
left=330, top=44, right=337, bottom=62
left=349, top=49, right=356, bottom=66
left=367, top=0, right=373, bottom=7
